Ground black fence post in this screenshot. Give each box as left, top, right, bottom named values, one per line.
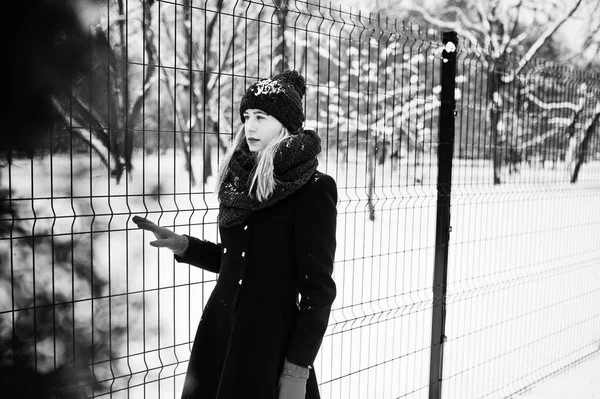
left=429, top=30, right=458, bottom=399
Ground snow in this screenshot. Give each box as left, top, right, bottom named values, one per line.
left=3, top=149, right=599, bottom=399
left=510, top=353, right=600, bottom=399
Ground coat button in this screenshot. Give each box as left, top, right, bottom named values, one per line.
left=241, top=252, right=245, bottom=257
left=223, top=248, right=227, bottom=254
left=239, top=279, right=243, bottom=285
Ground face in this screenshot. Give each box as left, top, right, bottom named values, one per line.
left=243, top=109, right=284, bottom=152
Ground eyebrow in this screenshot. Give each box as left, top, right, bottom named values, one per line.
left=243, top=110, right=267, bottom=116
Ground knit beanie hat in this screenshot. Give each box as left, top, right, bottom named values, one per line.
left=239, top=70, right=306, bottom=134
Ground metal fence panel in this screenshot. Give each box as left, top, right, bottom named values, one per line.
left=441, top=44, right=600, bottom=398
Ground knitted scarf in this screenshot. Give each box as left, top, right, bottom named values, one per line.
left=218, top=129, right=321, bottom=227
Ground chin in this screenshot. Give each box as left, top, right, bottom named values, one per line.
left=247, top=141, right=262, bottom=152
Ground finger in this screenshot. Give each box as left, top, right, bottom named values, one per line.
left=134, top=220, right=163, bottom=234
left=132, top=215, right=149, bottom=224
left=135, top=220, right=155, bottom=228
left=132, top=218, right=156, bottom=230
left=149, top=239, right=172, bottom=248
left=135, top=223, right=157, bottom=233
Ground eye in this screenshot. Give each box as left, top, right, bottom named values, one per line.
left=256, top=115, right=265, bottom=120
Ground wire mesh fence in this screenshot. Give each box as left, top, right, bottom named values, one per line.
left=1, top=1, right=599, bottom=399
left=441, top=41, right=600, bottom=399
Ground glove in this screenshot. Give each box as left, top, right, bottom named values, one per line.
left=132, top=216, right=188, bottom=253
left=277, top=359, right=309, bottom=399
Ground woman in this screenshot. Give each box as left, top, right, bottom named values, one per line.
left=132, top=70, right=337, bottom=399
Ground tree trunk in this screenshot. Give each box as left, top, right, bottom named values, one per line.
left=127, top=1, right=158, bottom=176
left=197, top=1, right=226, bottom=187
left=181, top=0, right=197, bottom=186
left=273, top=0, right=291, bottom=72
left=571, top=107, right=600, bottom=183
left=489, top=71, right=504, bottom=185
left=367, top=138, right=376, bottom=221
left=563, top=97, right=587, bottom=179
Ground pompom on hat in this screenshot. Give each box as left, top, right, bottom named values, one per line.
left=239, top=70, right=306, bottom=134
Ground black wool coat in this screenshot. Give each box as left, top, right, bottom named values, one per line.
left=176, top=171, right=337, bottom=399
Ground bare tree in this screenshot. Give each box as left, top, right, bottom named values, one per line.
left=568, top=98, right=600, bottom=182
left=156, top=0, right=288, bottom=187
left=50, top=0, right=280, bottom=188
left=405, top=0, right=589, bottom=183
left=51, top=0, right=158, bottom=183
left=157, top=0, right=227, bottom=187
left=302, top=10, right=441, bottom=219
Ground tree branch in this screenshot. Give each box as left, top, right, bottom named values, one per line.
left=506, top=31, right=528, bottom=49
left=514, top=0, right=585, bottom=75
left=404, top=1, right=480, bottom=48
left=497, top=0, right=523, bottom=55
left=524, top=91, right=585, bottom=112
left=506, top=0, right=524, bottom=42
left=446, top=6, right=486, bottom=36
left=474, top=0, right=492, bottom=34
left=51, top=96, right=120, bottom=175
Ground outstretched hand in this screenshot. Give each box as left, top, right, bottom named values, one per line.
left=132, top=216, right=187, bottom=252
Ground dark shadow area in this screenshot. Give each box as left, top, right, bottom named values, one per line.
left=0, top=1, right=127, bottom=398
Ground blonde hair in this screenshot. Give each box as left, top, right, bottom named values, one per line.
left=217, top=125, right=291, bottom=202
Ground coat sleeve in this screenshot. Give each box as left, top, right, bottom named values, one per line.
left=286, top=174, right=338, bottom=367
left=174, top=236, right=222, bottom=274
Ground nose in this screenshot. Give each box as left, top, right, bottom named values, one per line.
left=245, top=119, right=257, bottom=133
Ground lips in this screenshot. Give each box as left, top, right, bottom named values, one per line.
left=247, top=138, right=260, bottom=143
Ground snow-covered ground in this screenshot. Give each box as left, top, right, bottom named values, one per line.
left=3, top=150, right=599, bottom=399
left=511, top=353, right=600, bottom=399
